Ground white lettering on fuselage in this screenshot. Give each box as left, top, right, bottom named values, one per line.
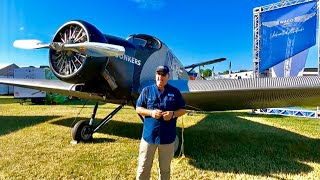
left=116, top=54, right=141, bottom=66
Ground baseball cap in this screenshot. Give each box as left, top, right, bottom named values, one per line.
left=156, top=65, right=170, bottom=74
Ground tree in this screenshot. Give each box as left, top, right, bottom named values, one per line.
left=239, top=69, right=250, bottom=72
left=199, top=68, right=212, bottom=78
left=219, top=70, right=230, bottom=75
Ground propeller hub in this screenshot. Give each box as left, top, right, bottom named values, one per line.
left=66, top=51, right=73, bottom=57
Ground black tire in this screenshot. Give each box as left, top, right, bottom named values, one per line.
left=187, top=111, right=194, bottom=116
left=71, top=120, right=93, bottom=141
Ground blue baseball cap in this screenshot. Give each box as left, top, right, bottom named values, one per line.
left=156, top=65, right=170, bottom=74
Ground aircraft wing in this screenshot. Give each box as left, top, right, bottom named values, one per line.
left=0, top=78, right=106, bottom=102
left=165, top=76, right=320, bottom=111
left=3, top=76, right=320, bottom=111
left=184, top=58, right=226, bottom=72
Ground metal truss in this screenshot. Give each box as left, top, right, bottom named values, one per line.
left=262, top=0, right=315, bottom=12
left=253, top=8, right=261, bottom=78
left=254, top=107, right=317, bottom=118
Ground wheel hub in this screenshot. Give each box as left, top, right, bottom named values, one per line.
left=81, top=126, right=92, bottom=140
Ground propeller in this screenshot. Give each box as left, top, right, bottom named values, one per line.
left=13, top=39, right=125, bottom=57
left=13, top=39, right=49, bottom=49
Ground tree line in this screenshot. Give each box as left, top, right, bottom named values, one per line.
left=198, top=69, right=250, bottom=78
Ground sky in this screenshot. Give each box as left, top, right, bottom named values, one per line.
left=0, top=0, right=318, bottom=73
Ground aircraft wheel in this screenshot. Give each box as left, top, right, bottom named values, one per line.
left=71, top=120, right=93, bottom=141
left=187, top=111, right=194, bottom=116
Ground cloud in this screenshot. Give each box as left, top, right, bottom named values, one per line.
left=131, top=0, right=164, bottom=9
left=19, top=26, right=24, bottom=31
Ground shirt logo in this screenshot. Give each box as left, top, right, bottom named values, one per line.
left=168, top=93, right=174, bottom=97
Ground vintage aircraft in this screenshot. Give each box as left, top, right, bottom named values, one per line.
left=1, top=20, right=320, bottom=145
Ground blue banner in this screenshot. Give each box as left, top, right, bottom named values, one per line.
left=272, top=49, right=308, bottom=77
left=260, top=1, right=317, bottom=72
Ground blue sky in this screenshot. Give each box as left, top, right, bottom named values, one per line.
left=0, top=0, right=318, bottom=72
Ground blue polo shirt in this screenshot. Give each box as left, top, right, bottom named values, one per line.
left=136, top=83, right=186, bottom=144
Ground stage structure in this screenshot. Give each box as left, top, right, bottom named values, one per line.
left=253, top=0, right=320, bottom=119
left=253, top=0, right=318, bottom=78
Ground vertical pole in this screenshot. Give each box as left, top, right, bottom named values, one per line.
left=317, top=0, right=320, bottom=118
left=228, top=61, right=231, bottom=78
left=318, top=0, right=320, bottom=76
left=211, top=65, right=214, bottom=80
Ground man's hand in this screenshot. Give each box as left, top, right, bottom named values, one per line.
left=162, top=111, right=173, bottom=121
left=151, top=109, right=163, bottom=119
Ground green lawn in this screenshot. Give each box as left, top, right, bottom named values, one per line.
left=0, top=96, right=319, bottom=179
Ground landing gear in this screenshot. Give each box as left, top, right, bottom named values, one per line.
left=71, top=120, right=93, bottom=141
left=187, top=111, right=194, bottom=116
left=71, top=102, right=126, bottom=142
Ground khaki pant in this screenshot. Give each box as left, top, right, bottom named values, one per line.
left=136, top=138, right=174, bottom=180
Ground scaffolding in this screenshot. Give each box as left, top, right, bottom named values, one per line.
left=253, top=0, right=320, bottom=118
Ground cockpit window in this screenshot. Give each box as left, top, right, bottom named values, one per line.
left=128, top=37, right=147, bottom=47
left=127, top=35, right=161, bottom=50
left=146, top=40, right=157, bottom=49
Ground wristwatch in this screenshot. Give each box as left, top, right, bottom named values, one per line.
left=172, top=111, right=176, bottom=118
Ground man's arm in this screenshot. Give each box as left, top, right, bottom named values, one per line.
left=173, top=108, right=186, bottom=118
left=136, top=107, right=152, bottom=117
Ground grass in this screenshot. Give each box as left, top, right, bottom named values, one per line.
left=0, top=96, right=320, bottom=179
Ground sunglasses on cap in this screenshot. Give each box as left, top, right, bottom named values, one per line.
left=156, top=72, right=168, bottom=77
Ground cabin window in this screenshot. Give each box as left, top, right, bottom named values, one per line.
left=128, top=37, right=147, bottom=47
left=145, top=40, right=160, bottom=49
left=127, top=36, right=161, bottom=50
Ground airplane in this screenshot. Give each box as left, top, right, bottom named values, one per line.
left=2, top=20, right=320, bottom=147
left=184, top=58, right=226, bottom=80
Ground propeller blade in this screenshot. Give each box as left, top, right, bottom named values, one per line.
left=13, top=40, right=50, bottom=49
left=13, top=40, right=125, bottom=57
left=64, top=42, right=125, bottom=57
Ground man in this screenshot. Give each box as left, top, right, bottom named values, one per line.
left=136, top=65, right=186, bottom=180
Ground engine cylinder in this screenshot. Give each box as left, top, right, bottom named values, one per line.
left=49, top=20, right=108, bottom=83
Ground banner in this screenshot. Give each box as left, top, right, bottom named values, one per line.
left=259, top=1, right=317, bottom=72
left=271, top=49, right=308, bottom=77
